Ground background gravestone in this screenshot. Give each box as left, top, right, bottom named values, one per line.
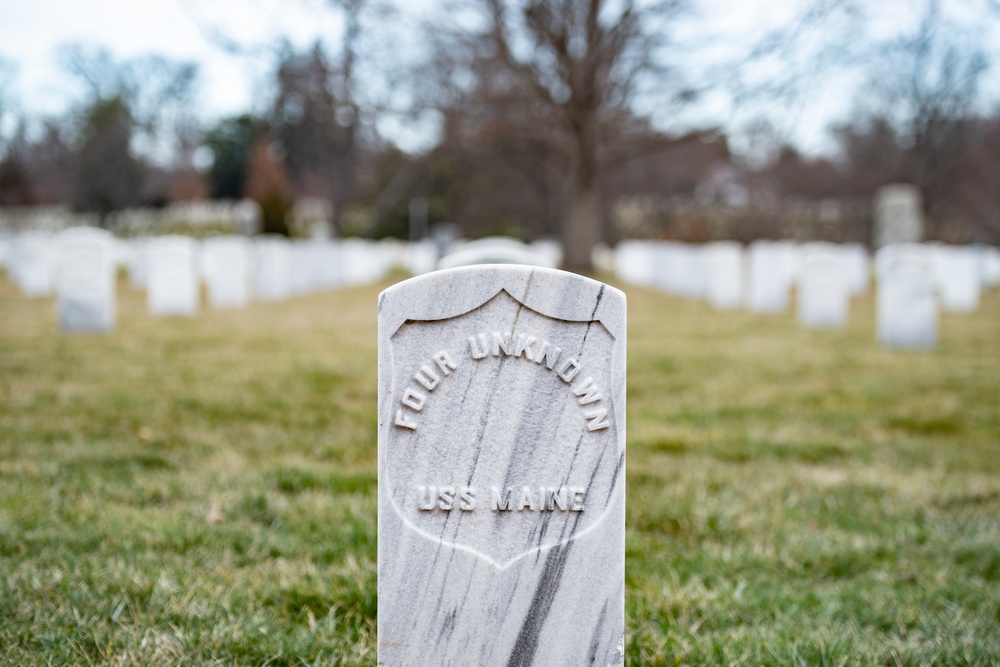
left=842, top=243, right=870, bottom=295
left=54, top=227, right=116, bottom=332
left=148, top=236, right=199, bottom=317
left=874, top=184, right=923, bottom=249
left=13, top=232, right=55, bottom=297
left=613, top=240, right=656, bottom=288
left=876, top=243, right=937, bottom=348
left=378, top=265, right=626, bottom=666
left=746, top=240, right=790, bottom=313
left=705, top=241, right=743, bottom=310
left=933, top=245, right=980, bottom=313
left=204, top=236, right=252, bottom=309
left=127, top=237, right=150, bottom=289
left=798, top=243, right=850, bottom=328
left=254, top=236, right=292, bottom=302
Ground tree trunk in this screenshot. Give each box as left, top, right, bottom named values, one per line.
left=562, top=163, right=600, bottom=274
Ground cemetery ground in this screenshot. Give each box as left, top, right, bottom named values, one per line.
left=1, top=274, right=998, bottom=667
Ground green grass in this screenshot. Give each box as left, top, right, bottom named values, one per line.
left=1, top=273, right=998, bottom=665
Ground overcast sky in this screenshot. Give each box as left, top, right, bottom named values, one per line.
left=2, top=0, right=999, bottom=157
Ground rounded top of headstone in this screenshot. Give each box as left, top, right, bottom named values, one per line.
left=380, top=264, right=625, bottom=340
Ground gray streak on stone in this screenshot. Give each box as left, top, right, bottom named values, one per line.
left=378, top=265, right=625, bottom=666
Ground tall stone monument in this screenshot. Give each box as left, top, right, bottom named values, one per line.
left=378, top=265, right=626, bottom=666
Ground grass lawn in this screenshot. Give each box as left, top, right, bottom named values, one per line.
left=1, top=271, right=998, bottom=666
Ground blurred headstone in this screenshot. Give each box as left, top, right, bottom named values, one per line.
left=0, top=234, right=9, bottom=273
left=933, top=245, right=980, bottom=313
left=746, top=240, right=790, bottom=313
left=13, top=232, right=55, bottom=296
left=254, top=236, right=292, bottom=302
left=127, top=237, right=150, bottom=289
left=405, top=240, right=437, bottom=276
left=876, top=243, right=937, bottom=348
left=54, top=227, right=116, bottom=332
left=235, top=199, right=263, bottom=236
left=437, top=237, right=554, bottom=269
left=797, top=243, right=850, bottom=328
left=705, top=241, right=743, bottom=310
left=981, top=246, right=1000, bottom=287
left=204, top=236, right=252, bottom=309
left=378, top=265, right=625, bottom=665
left=148, top=236, right=199, bottom=317
left=842, top=243, right=870, bottom=296
left=874, top=184, right=923, bottom=249
left=531, top=238, right=563, bottom=268
left=614, top=240, right=656, bottom=287
left=429, top=222, right=462, bottom=261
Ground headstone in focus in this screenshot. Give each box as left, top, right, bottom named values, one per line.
left=705, top=241, right=743, bottom=309
left=148, top=235, right=199, bottom=317
left=874, top=184, right=923, bottom=249
left=797, top=243, right=850, bottom=328
left=204, top=236, right=252, bottom=309
left=876, top=243, right=937, bottom=348
left=378, top=265, right=626, bottom=666
left=54, top=227, right=116, bottom=332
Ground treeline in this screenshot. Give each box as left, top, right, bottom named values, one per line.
left=0, top=1, right=998, bottom=268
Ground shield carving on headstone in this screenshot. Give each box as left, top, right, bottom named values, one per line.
left=383, top=287, right=621, bottom=568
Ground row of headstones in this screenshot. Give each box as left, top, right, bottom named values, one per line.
left=615, top=240, right=1000, bottom=347
left=1, top=228, right=441, bottom=332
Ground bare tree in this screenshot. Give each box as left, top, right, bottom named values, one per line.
left=421, top=0, right=688, bottom=271
left=875, top=1, right=988, bottom=224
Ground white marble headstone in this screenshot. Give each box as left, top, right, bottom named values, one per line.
left=876, top=243, right=937, bottom=348
left=842, top=243, right=870, bottom=295
left=982, top=246, right=1000, bottom=287
left=127, top=237, right=150, bottom=289
left=254, top=236, right=292, bottom=301
left=54, top=227, right=116, bottom=332
left=797, top=243, right=850, bottom=328
left=705, top=241, right=743, bottom=310
left=874, top=184, right=923, bottom=249
left=613, top=240, right=656, bottom=288
left=203, top=236, right=252, bottom=309
left=13, top=232, right=55, bottom=297
left=378, top=265, right=626, bottom=666
left=148, top=236, right=199, bottom=317
left=933, top=245, right=980, bottom=313
left=437, top=237, right=555, bottom=270
left=746, top=240, right=790, bottom=313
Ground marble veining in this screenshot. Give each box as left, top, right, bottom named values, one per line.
left=378, top=265, right=625, bottom=667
